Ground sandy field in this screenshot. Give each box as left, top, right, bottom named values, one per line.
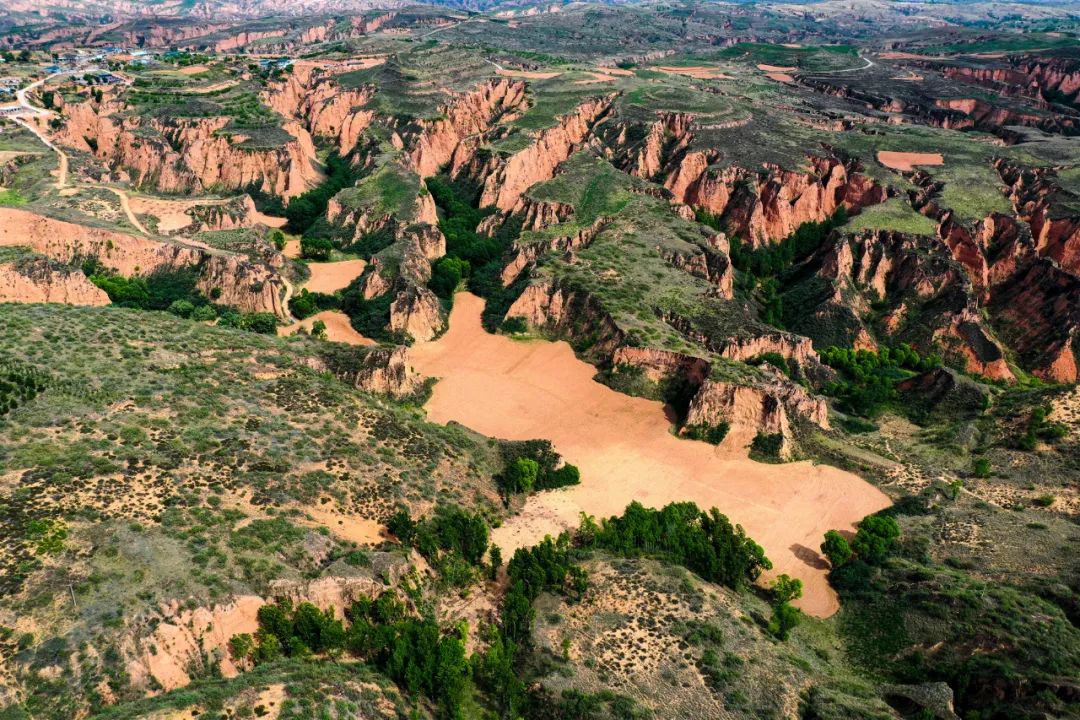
left=178, top=64, right=210, bottom=75
left=892, top=72, right=924, bottom=82
left=766, top=72, right=795, bottom=84
left=757, top=64, right=798, bottom=72
left=496, top=68, right=562, bottom=80
left=282, top=310, right=374, bottom=345
left=574, top=71, right=620, bottom=84
left=657, top=66, right=735, bottom=80
left=410, top=293, right=891, bottom=617
left=877, top=150, right=944, bottom=171
left=878, top=51, right=935, bottom=60
left=303, top=258, right=367, bottom=294
left=598, top=66, right=634, bottom=76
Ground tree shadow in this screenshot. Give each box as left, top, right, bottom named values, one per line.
left=790, top=543, right=830, bottom=570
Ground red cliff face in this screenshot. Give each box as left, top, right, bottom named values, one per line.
left=0, top=259, right=110, bottom=306
left=944, top=58, right=1080, bottom=109
left=663, top=153, right=887, bottom=246
left=264, top=70, right=376, bottom=155
left=0, top=209, right=286, bottom=317
left=480, top=95, right=616, bottom=211
left=995, top=159, right=1080, bottom=277
left=408, top=78, right=529, bottom=179
left=800, top=229, right=1015, bottom=381
left=55, top=101, right=320, bottom=199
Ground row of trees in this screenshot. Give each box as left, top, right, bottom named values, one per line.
left=580, top=501, right=772, bottom=591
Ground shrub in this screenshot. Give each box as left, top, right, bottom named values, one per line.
left=972, top=457, right=992, bottom=478
left=683, top=423, right=730, bottom=445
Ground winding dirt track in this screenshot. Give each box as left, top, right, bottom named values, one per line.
left=410, top=293, right=891, bottom=617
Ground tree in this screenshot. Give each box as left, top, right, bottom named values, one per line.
left=488, top=544, right=502, bottom=581
left=429, top=256, right=470, bottom=298
left=820, top=530, right=853, bottom=568
left=972, top=457, right=991, bottom=478
left=502, top=457, right=539, bottom=494
left=311, top=319, right=327, bottom=339
left=300, top=236, right=333, bottom=261
left=501, top=581, right=535, bottom=646
left=771, top=574, right=803, bottom=605
left=852, top=515, right=900, bottom=565
left=269, top=229, right=286, bottom=250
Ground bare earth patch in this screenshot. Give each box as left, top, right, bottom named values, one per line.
left=877, top=150, right=944, bottom=171
left=303, top=258, right=368, bottom=294
left=410, top=293, right=891, bottom=617
left=496, top=68, right=562, bottom=80
left=657, top=66, right=734, bottom=80
left=765, top=72, right=795, bottom=84
left=757, top=64, right=798, bottom=72
left=282, top=310, right=375, bottom=346
left=574, top=71, right=620, bottom=84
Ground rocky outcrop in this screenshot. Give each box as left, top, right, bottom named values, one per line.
left=479, top=95, right=616, bottom=211
left=897, top=368, right=993, bottom=420
left=320, top=344, right=423, bottom=398
left=663, top=153, right=887, bottom=246
left=684, top=379, right=829, bottom=458
left=610, top=346, right=711, bottom=385
left=55, top=102, right=320, bottom=199
left=0, top=259, right=109, bottom=306
left=264, top=70, right=376, bottom=155
left=389, top=283, right=443, bottom=342
left=501, top=218, right=607, bottom=286
left=409, top=78, right=529, bottom=178
left=0, top=208, right=286, bottom=317
left=618, top=111, right=694, bottom=181
left=505, top=278, right=624, bottom=360
left=790, top=229, right=1015, bottom=381
left=943, top=58, right=1080, bottom=110
left=995, top=159, right=1080, bottom=277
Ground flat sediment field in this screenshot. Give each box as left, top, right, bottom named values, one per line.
left=411, top=293, right=892, bottom=617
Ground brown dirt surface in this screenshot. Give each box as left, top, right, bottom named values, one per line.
left=177, top=64, right=210, bottom=75
left=574, top=71, right=620, bottom=84
left=409, top=293, right=891, bottom=617
left=757, top=64, right=798, bottom=72
left=657, top=66, right=734, bottom=80
left=766, top=72, right=795, bottom=83
left=877, top=150, right=944, bottom=171
left=496, top=68, right=562, bottom=80
left=282, top=310, right=375, bottom=346
left=283, top=238, right=302, bottom=258
left=302, top=258, right=367, bottom=294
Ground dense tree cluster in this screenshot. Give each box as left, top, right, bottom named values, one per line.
left=820, top=344, right=942, bottom=417
left=285, top=152, right=359, bottom=236
left=232, top=594, right=470, bottom=719
left=697, top=208, right=847, bottom=328
left=581, top=501, right=772, bottom=591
